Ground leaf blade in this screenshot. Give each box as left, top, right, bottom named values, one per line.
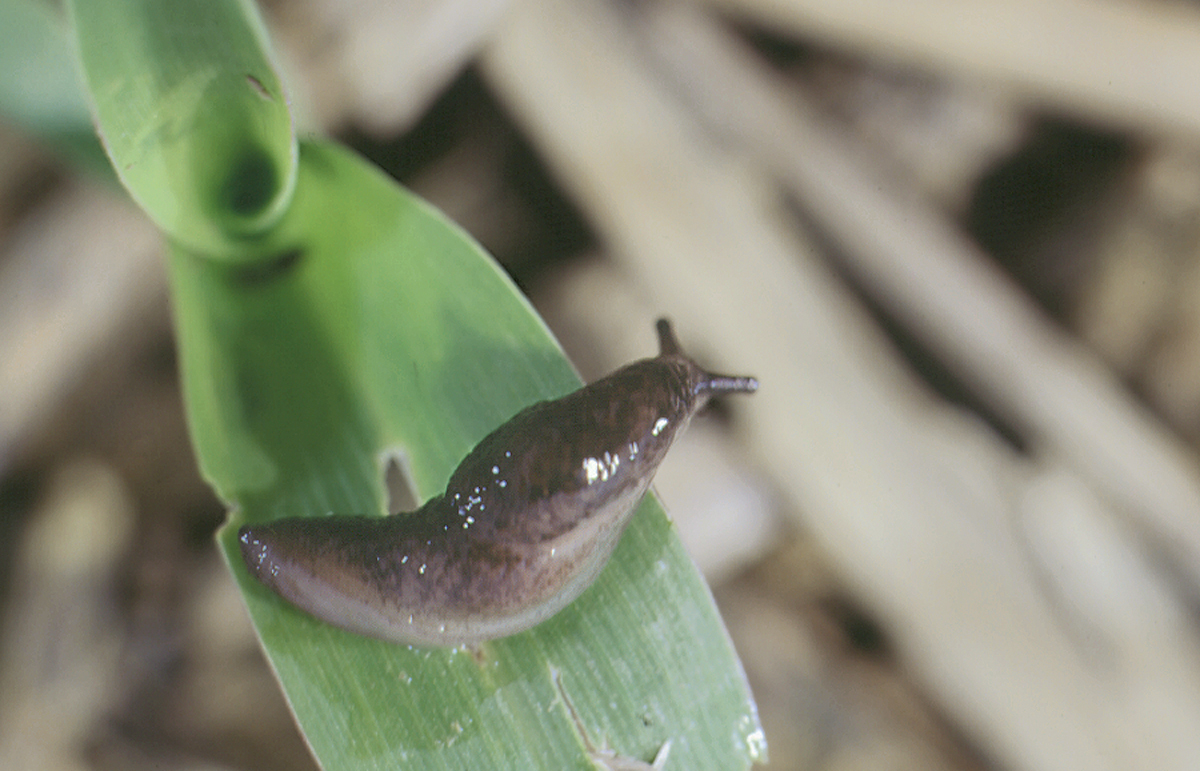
left=172, top=140, right=764, bottom=770
left=68, top=0, right=295, bottom=256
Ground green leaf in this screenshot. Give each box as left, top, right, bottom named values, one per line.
left=68, top=0, right=295, bottom=258
left=170, top=139, right=764, bottom=770
left=66, top=0, right=762, bottom=765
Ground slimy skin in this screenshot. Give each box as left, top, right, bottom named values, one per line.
left=238, top=319, right=757, bottom=646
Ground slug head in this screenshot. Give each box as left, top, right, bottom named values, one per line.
left=654, top=318, right=758, bottom=406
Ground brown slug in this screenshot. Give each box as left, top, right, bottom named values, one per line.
left=238, top=319, right=757, bottom=647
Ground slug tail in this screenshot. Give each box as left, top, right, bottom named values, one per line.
left=238, top=524, right=273, bottom=583
left=237, top=518, right=411, bottom=643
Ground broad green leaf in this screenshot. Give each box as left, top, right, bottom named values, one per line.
left=66, top=0, right=763, bottom=765
left=68, top=0, right=295, bottom=258
left=170, top=139, right=764, bottom=770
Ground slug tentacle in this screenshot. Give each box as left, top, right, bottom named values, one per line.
left=697, top=373, right=759, bottom=398
left=655, top=317, right=684, bottom=357
left=654, top=318, right=757, bottom=400
left=238, top=318, right=757, bottom=647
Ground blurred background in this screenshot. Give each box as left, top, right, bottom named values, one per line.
left=4, top=0, right=1200, bottom=769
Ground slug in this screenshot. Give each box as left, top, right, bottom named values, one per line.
left=238, top=319, right=757, bottom=646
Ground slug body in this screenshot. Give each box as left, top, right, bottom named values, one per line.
left=238, top=319, right=757, bottom=646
